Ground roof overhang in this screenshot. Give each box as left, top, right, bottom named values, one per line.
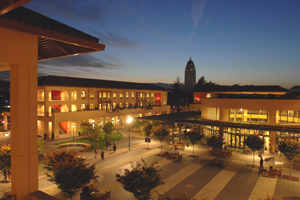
left=0, top=0, right=32, bottom=16
left=138, top=112, right=300, bottom=133
left=0, top=17, right=105, bottom=61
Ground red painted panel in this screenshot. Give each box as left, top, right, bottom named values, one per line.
left=195, top=93, right=207, bottom=103
left=51, top=90, right=61, bottom=100
left=59, top=121, right=68, bottom=134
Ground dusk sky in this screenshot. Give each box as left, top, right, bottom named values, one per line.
left=13, top=0, right=300, bottom=88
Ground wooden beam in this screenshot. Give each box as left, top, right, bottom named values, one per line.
left=0, top=0, right=32, bottom=16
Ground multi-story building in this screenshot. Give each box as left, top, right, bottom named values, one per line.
left=190, top=85, right=300, bottom=153
left=37, top=75, right=170, bottom=139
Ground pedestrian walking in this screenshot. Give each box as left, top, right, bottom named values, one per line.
left=3, top=169, right=7, bottom=182
left=113, top=143, right=117, bottom=153
left=106, top=139, right=109, bottom=149
left=95, top=148, right=98, bottom=158
left=101, top=151, right=105, bottom=161
left=260, top=156, right=264, bottom=167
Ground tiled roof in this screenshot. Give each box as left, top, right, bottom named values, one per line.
left=194, top=85, right=288, bottom=93
left=1, top=6, right=99, bottom=43
left=38, top=76, right=169, bottom=91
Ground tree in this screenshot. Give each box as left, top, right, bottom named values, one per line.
left=103, top=121, right=116, bottom=134
left=78, top=121, right=92, bottom=140
left=278, top=140, right=300, bottom=178
left=194, top=76, right=218, bottom=91
left=141, top=123, right=152, bottom=150
left=89, top=125, right=105, bottom=147
left=205, top=135, right=224, bottom=150
left=116, top=159, right=163, bottom=200
left=244, top=135, right=264, bottom=167
left=38, top=137, right=46, bottom=157
left=168, top=77, right=187, bottom=111
left=0, top=143, right=11, bottom=182
left=43, top=149, right=97, bottom=199
left=152, top=126, right=170, bottom=156
left=185, top=131, right=203, bottom=156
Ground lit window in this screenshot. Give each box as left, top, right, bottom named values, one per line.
left=132, top=102, right=134, bottom=107
left=103, top=104, right=106, bottom=110
left=207, top=93, right=211, bottom=98
left=103, top=92, right=107, bottom=98
left=71, top=91, right=77, bottom=101
left=99, top=103, right=102, bottom=110
left=81, top=91, right=86, bottom=98
left=151, top=93, right=154, bottom=98
left=140, top=93, right=143, bottom=98
left=126, top=102, right=129, bottom=107
left=131, top=92, right=134, bottom=98
left=120, top=92, right=123, bottom=98
left=126, top=92, right=129, bottom=98
left=164, top=93, right=166, bottom=98
left=99, top=92, right=102, bottom=98
left=90, top=104, right=94, bottom=110
left=81, top=104, right=85, bottom=110
left=108, top=92, right=111, bottom=99
left=147, top=93, right=149, bottom=98
left=119, top=103, right=123, bottom=108
left=113, top=92, right=117, bottom=98
left=90, top=91, right=94, bottom=99
left=113, top=103, right=116, bottom=109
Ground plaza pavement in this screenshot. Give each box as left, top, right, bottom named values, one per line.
left=0, top=133, right=300, bottom=200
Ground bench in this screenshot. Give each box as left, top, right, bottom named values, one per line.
left=58, top=143, right=91, bottom=152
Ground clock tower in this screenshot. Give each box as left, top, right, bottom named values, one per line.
left=184, top=57, right=196, bottom=91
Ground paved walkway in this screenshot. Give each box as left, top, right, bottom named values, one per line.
left=1, top=134, right=300, bottom=200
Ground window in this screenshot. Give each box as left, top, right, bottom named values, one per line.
left=99, top=92, right=102, bottom=98
left=126, top=92, right=129, bottom=98
left=51, top=90, right=61, bottom=101
left=103, top=103, right=106, bottom=110
left=164, top=93, right=166, bottom=98
left=113, top=92, right=117, bottom=98
left=140, top=93, right=143, bottom=98
left=90, top=104, right=94, bottom=110
left=99, top=103, right=102, bottom=110
left=103, top=92, right=107, bottom=98
left=90, top=91, right=94, bottom=99
left=81, top=91, right=86, bottom=98
left=37, top=90, right=44, bottom=101
left=147, top=93, right=149, bottom=98
left=37, top=105, right=44, bottom=116
left=120, top=92, right=123, bottom=98
left=119, top=103, right=123, bottom=108
left=131, top=102, right=134, bottom=107
left=131, top=92, right=134, bottom=98
left=81, top=104, right=85, bottom=110
left=125, top=102, right=129, bottom=107
left=151, top=93, right=154, bottom=98
left=71, top=91, right=77, bottom=101
left=108, top=92, right=111, bottom=99
left=113, top=103, right=116, bottom=109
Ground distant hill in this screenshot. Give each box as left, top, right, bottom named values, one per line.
left=150, top=82, right=184, bottom=90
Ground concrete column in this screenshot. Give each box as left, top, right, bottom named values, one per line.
left=178, top=125, right=182, bottom=142
left=269, top=110, right=277, bottom=153
left=11, top=65, right=38, bottom=199
left=3, top=115, right=7, bottom=130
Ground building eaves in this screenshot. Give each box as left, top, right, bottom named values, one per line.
left=38, top=75, right=169, bottom=91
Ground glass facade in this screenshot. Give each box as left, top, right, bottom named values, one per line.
left=229, top=109, right=268, bottom=123
left=276, top=110, right=300, bottom=124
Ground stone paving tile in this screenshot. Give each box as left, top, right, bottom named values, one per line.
left=152, top=163, right=205, bottom=198
left=163, top=163, right=223, bottom=199
left=193, top=160, right=244, bottom=200
left=215, top=163, right=259, bottom=200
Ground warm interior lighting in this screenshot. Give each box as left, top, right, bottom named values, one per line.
left=127, top=117, right=132, bottom=124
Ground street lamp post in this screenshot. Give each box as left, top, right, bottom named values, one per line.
left=72, top=124, right=75, bottom=143
left=127, top=117, right=132, bottom=150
